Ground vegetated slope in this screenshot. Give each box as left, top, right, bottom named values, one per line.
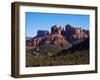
left=26, top=38, right=89, bottom=67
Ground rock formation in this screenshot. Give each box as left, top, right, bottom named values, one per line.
left=37, top=30, right=49, bottom=37
left=64, top=24, right=89, bottom=44
left=26, top=24, right=89, bottom=48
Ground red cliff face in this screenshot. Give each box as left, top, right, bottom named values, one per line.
left=51, top=24, right=62, bottom=35
left=26, top=24, right=89, bottom=48
left=64, top=24, right=89, bottom=44
left=73, top=28, right=88, bottom=40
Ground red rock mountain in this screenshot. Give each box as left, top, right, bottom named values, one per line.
left=26, top=24, right=89, bottom=48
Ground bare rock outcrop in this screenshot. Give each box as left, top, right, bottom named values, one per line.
left=26, top=24, right=89, bottom=48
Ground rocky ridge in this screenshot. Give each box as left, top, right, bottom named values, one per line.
left=26, top=24, right=89, bottom=49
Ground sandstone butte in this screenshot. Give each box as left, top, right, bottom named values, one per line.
left=26, top=24, right=89, bottom=49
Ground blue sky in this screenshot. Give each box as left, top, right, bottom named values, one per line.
left=26, top=12, right=89, bottom=37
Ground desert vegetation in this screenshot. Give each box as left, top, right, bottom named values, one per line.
left=26, top=44, right=89, bottom=67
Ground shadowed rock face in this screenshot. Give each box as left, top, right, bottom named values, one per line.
left=37, top=30, right=49, bottom=37
left=26, top=24, right=89, bottom=48
left=51, top=24, right=62, bottom=35
left=64, top=24, right=89, bottom=44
